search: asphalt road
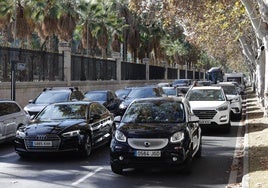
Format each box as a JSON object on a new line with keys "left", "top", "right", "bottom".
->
{"left": 0, "top": 120, "right": 244, "bottom": 188}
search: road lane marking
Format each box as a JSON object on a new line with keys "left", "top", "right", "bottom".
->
{"left": 71, "top": 167, "right": 103, "bottom": 186}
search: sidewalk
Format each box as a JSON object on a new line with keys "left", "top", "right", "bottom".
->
{"left": 243, "top": 88, "right": 268, "bottom": 188}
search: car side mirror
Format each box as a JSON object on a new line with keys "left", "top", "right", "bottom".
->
{"left": 114, "top": 116, "right": 122, "bottom": 123}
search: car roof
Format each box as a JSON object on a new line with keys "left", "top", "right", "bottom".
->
{"left": 191, "top": 86, "right": 222, "bottom": 90}
{"left": 49, "top": 101, "right": 94, "bottom": 105}
{"left": 216, "top": 82, "right": 236, "bottom": 86}
{"left": 131, "top": 96, "right": 185, "bottom": 103}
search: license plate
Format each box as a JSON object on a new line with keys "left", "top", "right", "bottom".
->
{"left": 199, "top": 120, "right": 211, "bottom": 124}
{"left": 134, "top": 150, "right": 161, "bottom": 157}
{"left": 32, "top": 141, "right": 52, "bottom": 147}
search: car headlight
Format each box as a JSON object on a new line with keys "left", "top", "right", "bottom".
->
{"left": 16, "top": 130, "right": 26, "bottom": 139}
{"left": 217, "top": 103, "right": 228, "bottom": 111}
{"left": 170, "top": 132, "right": 184, "bottom": 143}
{"left": 115, "top": 130, "right": 126, "bottom": 142}
{"left": 62, "top": 130, "right": 80, "bottom": 137}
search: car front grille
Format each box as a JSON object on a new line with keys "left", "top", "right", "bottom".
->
{"left": 193, "top": 110, "right": 217, "bottom": 119}
{"left": 128, "top": 138, "right": 168, "bottom": 150}
{"left": 24, "top": 134, "right": 61, "bottom": 152}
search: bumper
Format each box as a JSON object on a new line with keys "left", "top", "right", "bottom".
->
{"left": 110, "top": 141, "right": 189, "bottom": 169}
{"left": 14, "top": 135, "right": 85, "bottom": 155}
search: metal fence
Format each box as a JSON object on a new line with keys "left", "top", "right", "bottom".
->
{"left": 121, "top": 61, "right": 146, "bottom": 80}
{"left": 0, "top": 47, "right": 205, "bottom": 83}
{"left": 0, "top": 47, "right": 64, "bottom": 82}
{"left": 71, "top": 55, "right": 116, "bottom": 80}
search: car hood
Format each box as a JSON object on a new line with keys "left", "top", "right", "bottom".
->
{"left": 118, "top": 122, "right": 185, "bottom": 138}
{"left": 189, "top": 101, "right": 227, "bottom": 110}
{"left": 23, "top": 119, "right": 84, "bottom": 135}
{"left": 24, "top": 104, "right": 47, "bottom": 112}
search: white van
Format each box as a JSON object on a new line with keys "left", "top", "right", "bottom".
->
{"left": 0, "top": 100, "right": 29, "bottom": 143}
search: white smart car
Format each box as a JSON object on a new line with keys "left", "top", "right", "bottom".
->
{"left": 185, "top": 86, "right": 231, "bottom": 133}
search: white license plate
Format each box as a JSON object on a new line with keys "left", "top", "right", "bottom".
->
{"left": 199, "top": 120, "right": 211, "bottom": 124}
{"left": 32, "top": 141, "right": 52, "bottom": 147}
{"left": 135, "top": 150, "right": 161, "bottom": 157}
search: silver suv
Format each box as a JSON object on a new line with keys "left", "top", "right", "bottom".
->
{"left": 185, "top": 86, "right": 231, "bottom": 133}
{"left": 0, "top": 100, "right": 30, "bottom": 143}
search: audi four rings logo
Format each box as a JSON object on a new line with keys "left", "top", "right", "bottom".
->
{"left": 144, "top": 142, "right": 150, "bottom": 147}
{"left": 36, "top": 135, "right": 47, "bottom": 140}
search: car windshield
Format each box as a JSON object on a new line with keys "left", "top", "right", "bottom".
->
{"left": 37, "top": 104, "right": 87, "bottom": 121}
{"left": 163, "top": 88, "right": 176, "bottom": 96}
{"left": 85, "top": 92, "right": 107, "bottom": 101}
{"left": 126, "top": 88, "right": 162, "bottom": 99}
{"left": 35, "top": 91, "right": 69, "bottom": 104}
{"left": 115, "top": 89, "right": 131, "bottom": 99}
{"left": 219, "top": 85, "right": 237, "bottom": 95}
{"left": 173, "top": 80, "right": 190, "bottom": 85}
{"left": 186, "top": 89, "right": 225, "bottom": 101}
{"left": 122, "top": 100, "right": 185, "bottom": 123}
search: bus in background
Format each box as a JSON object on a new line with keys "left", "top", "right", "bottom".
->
{"left": 206, "top": 67, "right": 224, "bottom": 84}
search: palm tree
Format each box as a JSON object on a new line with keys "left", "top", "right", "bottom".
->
{"left": 0, "top": 0, "right": 34, "bottom": 47}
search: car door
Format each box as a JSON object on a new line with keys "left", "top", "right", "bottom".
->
{"left": 0, "top": 102, "right": 22, "bottom": 140}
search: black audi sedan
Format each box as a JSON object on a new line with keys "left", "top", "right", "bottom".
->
{"left": 110, "top": 97, "right": 201, "bottom": 174}
{"left": 15, "top": 101, "right": 114, "bottom": 158}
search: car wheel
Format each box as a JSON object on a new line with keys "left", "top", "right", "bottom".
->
{"left": 81, "top": 134, "right": 92, "bottom": 157}
{"left": 111, "top": 163, "right": 123, "bottom": 175}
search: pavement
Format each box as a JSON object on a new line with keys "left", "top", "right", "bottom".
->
{"left": 242, "top": 87, "right": 268, "bottom": 188}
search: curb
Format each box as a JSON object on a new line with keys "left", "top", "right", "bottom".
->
{"left": 242, "top": 116, "right": 249, "bottom": 188}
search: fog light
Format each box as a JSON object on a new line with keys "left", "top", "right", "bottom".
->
{"left": 119, "top": 156, "right": 124, "bottom": 160}
{"left": 172, "top": 157, "right": 178, "bottom": 161}
{"left": 220, "top": 115, "right": 228, "bottom": 122}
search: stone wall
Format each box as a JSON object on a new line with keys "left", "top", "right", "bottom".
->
{"left": 0, "top": 80, "right": 164, "bottom": 107}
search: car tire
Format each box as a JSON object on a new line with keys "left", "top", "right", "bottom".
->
{"left": 111, "top": 163, "right": 123, "bottom": 175}
{"left": 81, "top": 134, "right": 92, "bottom": 157}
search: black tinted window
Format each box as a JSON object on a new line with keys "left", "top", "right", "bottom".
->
{"left": 0, "top": 102, "right": 21, "bottom": 116}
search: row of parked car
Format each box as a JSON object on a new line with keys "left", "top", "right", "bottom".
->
{"left": 0, "top": 78, "right": 245, "bottom": 174}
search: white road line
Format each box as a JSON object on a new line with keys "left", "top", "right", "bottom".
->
{"left": 71, "top": 167, "right": 103, "bottom": 186}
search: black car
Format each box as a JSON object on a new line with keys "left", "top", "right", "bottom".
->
{"left": 110, "top": 97, "right": 202, "bottom": 174}
{"left": 118, "top": 86, "right": 165, "bottom": 115}
{"left": 24, "top": 87, "right": 85, "bottom": 117}
{"left": 115, "top": 88, "right": 132, "bottom": 100}
{"left": 84, "top": 90, "right": 122, "bottom": 116}
{"left": 15, "top": 101, "right": 114, "bottom": 158}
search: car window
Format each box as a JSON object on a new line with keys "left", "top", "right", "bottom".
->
{"left": 187, "top": 89, "right": 225, "bottom": 101}
{"left": 37, "top": 104, "right": 87, "bottom": 121}
{"left": 35, "top": 92, "right": 69, "bottom": 104}
{"left": 220, "top": 85, "right": 237, "bottom": 95}
{"left": 127, "top": 87, "right": 162, "bottom": 99}
{"left": 122, "top": 101, "right": 185, "bottom": 123}
{"left": 85, "top": 92, "right": 107, "bottom": 101}
{"left": 0, "top": 102, "right": 21, "bottom": 116}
